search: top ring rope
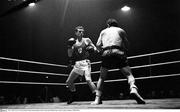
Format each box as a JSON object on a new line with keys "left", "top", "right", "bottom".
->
{"left": 0, "top": 57, "right": 67, "bottom": 68}
{"left": 0, "top": 80, "right": 66, "bottom": 86}
{"left": 0, "top": 68, "right": 68, "bottom": 76}
{"left": 91, "top": 48, "right": 180, "bottom": 65}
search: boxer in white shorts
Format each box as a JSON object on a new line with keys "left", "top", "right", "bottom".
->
{"left": 72, "top": 59, "right": 91, "bottom": 81}
{"left": 66, "top": 26, "right": 98, "bottom": 104}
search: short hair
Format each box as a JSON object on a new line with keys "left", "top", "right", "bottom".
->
{"left": 106, "top": 18, "right": 119, "bottom": 27}
{"left": 75, "top": 26, "right": 84, "bottom": 32}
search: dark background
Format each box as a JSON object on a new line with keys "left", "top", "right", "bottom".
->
{"left": 0, "top": 0, "right": 179, "bottom": 63}
{"left": 0, "top": 0, "right": 180, "bottom": 104}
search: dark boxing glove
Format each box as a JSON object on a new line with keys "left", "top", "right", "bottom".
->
{"left": 67, "top": 38, "right": 76, "bottom": 47}
{"left": 86, "top": 46, "right": 95, "bottom": 53}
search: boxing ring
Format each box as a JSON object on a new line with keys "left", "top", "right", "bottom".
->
{"left": 0, "top": 48, "right": 180, "bottom": 109}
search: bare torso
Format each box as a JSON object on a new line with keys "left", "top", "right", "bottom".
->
{"left": 97, "top": 26, "right": 125, "bottom": 48}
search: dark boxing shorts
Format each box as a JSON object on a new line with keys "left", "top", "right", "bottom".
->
{"left": 101, "top": 46, "right": 129, "bottom": 69}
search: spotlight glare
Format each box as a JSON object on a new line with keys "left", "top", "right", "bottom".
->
{"left": 121, "top": 6, "right": 130, "bottom": 12}
{"left": 28, "top": 2, "right": 36, "bottom": 7}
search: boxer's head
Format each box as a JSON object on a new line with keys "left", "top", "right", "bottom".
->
{"left": 106, "top": 18, "right": 119, "bottom": 27}
{"left": 75, "top": 26, "right": 84, "bottom": 37}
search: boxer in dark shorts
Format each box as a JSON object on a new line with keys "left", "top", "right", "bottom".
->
{"left": 101, "top": 46, "right": 128, "bottom": 69}
{"left": 91, "top": 18, "right": 145, "bottom": 105}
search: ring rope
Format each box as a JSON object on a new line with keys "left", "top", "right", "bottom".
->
{"left": 91, "top": 60, "right": 180, "bottom": 74}
{"left": 0, "top": 49, "right": 179, "bottom": 67}
{"left": 0, "top": 68, "right": 68, "bottom": 76}
{"left": 128, "top": 48, "right": 180, "bottom": 59}
{"left": 91, "top": 48, "right": 180, "bottom": 65}
{"left": 0, "top": 57, "right": 67, "bottom": 68}
{"left": 0, "top": 60, "right": 179, "bottom": 76}
{"left": 131, "top": 60, "right": 180, "bottom": 69}
{"left": 0, "top": 49, "right": 179, "bottom": 79}
{"left": 0, "top": 81, "right": 66, "bottom": 86}
{"left": 0, "top": 73, "right": 179, "bottom": 85}
{"left": 75, "top": 73, "right": 180, "bottom": 85}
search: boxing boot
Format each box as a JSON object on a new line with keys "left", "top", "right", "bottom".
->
{"left": 130, "top": 87, "right": 145, "bottom": 104}
{"left": 67, "top": 90, "right": 76, "bottom": 104}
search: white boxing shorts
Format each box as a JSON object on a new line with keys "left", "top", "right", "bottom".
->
{"left": 72, "top": 59, "right": 91, "bottom": 80}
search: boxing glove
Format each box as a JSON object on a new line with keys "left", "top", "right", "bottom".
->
{"left": 67, "top": 38, "right": 76, "bottom": 47}
{"left": 86, "top": 46, "right": 94, "bottom": 53}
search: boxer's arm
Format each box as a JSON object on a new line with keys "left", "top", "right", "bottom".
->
{"left": 96, "top": 32, "right": 103, "bottom": 52}
{"left": 67, "top": 49, "right": 72, "bottom": 57}
{"left": 120, "top": 30, "right": 129, "bottom": 52}
{"left": 67, "top": 48, "right": 75, "bottom": 68}
{"left": 86, "top": 38, "right": 98, "bottom": 52}
{"left": 67, "top": 38, "right": 75, "bottom": 66}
